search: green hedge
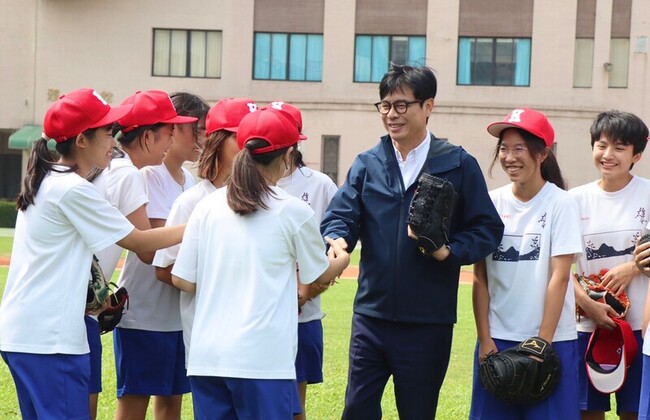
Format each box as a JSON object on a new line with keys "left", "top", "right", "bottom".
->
{"left": 0, "top": 201, "right": 17, "bottom": 228}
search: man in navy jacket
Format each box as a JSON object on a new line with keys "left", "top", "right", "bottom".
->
{"left": 321, "top": 64, "right": 503, "bottom": 419}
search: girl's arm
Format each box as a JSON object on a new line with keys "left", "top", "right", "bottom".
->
{"left": 313, "top": 237, "right": 350, "bottom": 285}
{"left": 537, "top": 253, "right": 574, "bottom": 342}
{"left": 117, "top": 224, "right": 184, "bottom": 255}
{"left": 125, "top": 205, "right": 155, "bottom": 264}
{"left": 472, "top": 259, "right": 497, "bottom": 362}
{"left": 172, "top": 275, "right": 196, "bottom": 294}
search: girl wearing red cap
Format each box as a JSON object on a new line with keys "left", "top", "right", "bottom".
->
{"left": 171, "top": 108, "right": 349, "bottom": 419}
{"left": 470, "top": 108, "right": 583, "bottom": 419}
{"left": 0, "top": 88, "right": 185, "bottom": 420}
{"left": 153, "top": 97, "right": 256, "bottom": 368}
{"left": 101, "top": 90, "right": 204, "bottom": 420}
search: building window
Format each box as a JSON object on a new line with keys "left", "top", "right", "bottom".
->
{"left": 321, "top": 135, "right": 340, "bottom": 185}
{"left": 573, "top": 38, "right": 594, "bottom": 88}
{"left": 354, "top": 35, "right": 426, "bottom": 83}
{"left": 253, "top": 33, "right": 323, "bottom": 81}
{"left": 152, "top": 29, "right": 222, "bottom": 78}
{"left": 457, "top": 37, "right": 531, "bottom": 86}
{"left": 608, "top": 38, "right": 629, "bottom": 88}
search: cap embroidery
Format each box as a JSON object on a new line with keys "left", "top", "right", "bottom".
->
{"left": 508, "top": 109, "right": 524, "bottom": 123}
{"left": 92, "top": 90, "right": 108, "bottom": 106}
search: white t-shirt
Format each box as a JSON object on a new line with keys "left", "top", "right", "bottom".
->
{"left": 153, "top": 179, "right": 217, "bottom": 358}
{"left": 570, "top": 176, "right": 650, "bottom": 334}
{"left": 117, "top": 164, "right": 195, "bottom": 331}
{"left": 172, "top": 187, "right": 330, "bottom": 379}
{"left": 0, "top": 171, "right": 133, "bottom": 354}
{"left": 92, "top": 153, "right": 149, "bottom": 280}
{"left": 486, "top": 182, "right": 583, "bottom": 342}
{"left": 277, "top": 167, "right": 338, "bottom": 322}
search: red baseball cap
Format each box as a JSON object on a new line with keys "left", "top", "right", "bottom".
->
{"left": 237, "top": 108, "right": 304, "bottom": 154}
{"left": 263, "top": 101, "right": 306, "bottom": 138}
{"left": 205, "top": 98, "right": 257, "bottom": 135}
{"left": 486, "top": 108, "right": 555, "bottom": 147}
{"left": 43, "top": 88, "right": 133, "bottom": 142}
{"left": 117, "top": 90, "right": 197, "bottom": 133}
{"left": 585, "top": 318, "right": 638, "bottom": 393}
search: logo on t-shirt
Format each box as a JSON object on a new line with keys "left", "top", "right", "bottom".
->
{"left": 492, "top": 234, "right": 541, "bottom": 262}
{"left": 301, "top": 192, "right": 309, "bottom": 203}
{"left": 584, "top": 231, "right": 640, "bottom": 261}
{"left": 635, "top": 207, "right": 647, "bottom": 225}
{"left": 538, "top": 212, "right": 547, "bottom": 229}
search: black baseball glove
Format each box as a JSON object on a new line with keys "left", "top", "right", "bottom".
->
{"left": 407, "top": 173, "right": 457, "bottom": 256}
{"left": 479, "top": 337, "right": 561, "bottom": 405}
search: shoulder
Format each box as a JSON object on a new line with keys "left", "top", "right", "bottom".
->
{"left": 193, "top": 188, "right": 226, "bottom": 215}
{"left": 140, "top": 164, "right": 167, "bottom": 180}
{"left": 273, "top": 187, "right": 313, "bottom": 213}
{"left": 545, "top": 184, "right": 579, "bottom": 208}
{"left": 105, "top": 158, "right": 141, "bottom": 181}
{"left": 632, "top": 175, "right": 650, "bottom": 190}
{"left": 179, "top": 180, "right": 215, "bottom": 205}
{"left": 489, "top": 184, "right": 511, "bottom": 200}
{"left": 568, "top": 181, "right": 597, "bottom": 197}
{"left": 303, "top": 167, "right": 336, "bottom": 186}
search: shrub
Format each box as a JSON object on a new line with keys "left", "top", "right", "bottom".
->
{"left": 0, "top": 201, "right": 17, "bottom": 228}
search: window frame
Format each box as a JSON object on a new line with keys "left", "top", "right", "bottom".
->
{"left": 252, "top": 32, "right": 324, "bottom": 82}
{"left": 151, "top": 28, "right": 222, "bottom": 79}
{"left": 353, "top": 34, "right": 426, "bottom": 83}
{"left": 457, "top": 36, "right": 531, "bottom": 87}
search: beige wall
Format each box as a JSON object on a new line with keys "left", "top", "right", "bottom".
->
{"left": 2, "top": 0, "right": 650, "bottom": 190}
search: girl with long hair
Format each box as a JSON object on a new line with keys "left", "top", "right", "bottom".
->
{"left": 0, "top": 88, "right": 184, "bottom": 419}
{"left": 471, "top": 108, "right": 582, "bottom": 419}
{"left": 171, "top": 108, "right": 349, "bottom": 419}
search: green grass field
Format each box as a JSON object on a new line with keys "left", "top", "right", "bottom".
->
{"left": 0, "top": 234, "right": 621, "bottom": 418}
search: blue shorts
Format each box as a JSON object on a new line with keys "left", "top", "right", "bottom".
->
{"left": 85, "top": 316, "right": 102, "bottom": 394}
{"left": 638, "top": 354, "right": 650, "bottom": 420}
{"left": 469, "top": 338, "right": 580, "bottom": 420}
{"left": 295, "top": 320, "right": 324, "bottom": 384}
{"left": 189, "top": 376, "right": 301, "bottom": 419}
{"left": 1, "top": 351, "right": 91, "bottom": 420}
{"left": 577, "top": 330, "right": 642, "bottom": 414}
{"left": 113, "top": 328, "right": 190, "bottom": 397}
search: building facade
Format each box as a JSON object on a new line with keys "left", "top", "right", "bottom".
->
{"left": 1, "top": 0, "right": 649, "bottom": 197}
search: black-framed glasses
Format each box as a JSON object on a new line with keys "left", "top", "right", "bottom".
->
{"left": 374, "top": 100, "right": 423, "bottom": 115}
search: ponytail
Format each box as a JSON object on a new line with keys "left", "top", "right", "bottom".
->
{"left": 540, "top": 149, "right": 566, "bottom": 190}
{"left": 17, "top": 138, "right": 60, "bottom": 210}
{"left": 226, "top": 139, "right": 291, "bottom": 215}
{"left": 16, "top": 127, "right": 101, "bottom": 210}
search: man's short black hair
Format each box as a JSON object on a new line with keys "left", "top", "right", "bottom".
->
{"left": 379, "top": 64, "right": 437, "bottom": 102}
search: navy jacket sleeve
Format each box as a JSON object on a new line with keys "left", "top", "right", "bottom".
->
{"left": 320, "top": 156, "right": 365, "bottom": 252}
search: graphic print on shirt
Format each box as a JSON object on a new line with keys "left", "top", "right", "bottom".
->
{"left": 635, "top": 207, "right": 647, "bottom": 225}
{"left": 584, "top": 229, "right": 641, "bottom": 261}
{"left": 492, "top": 233, "right": 541, "bottom": 262}
{"left": 301, "top": 192, "right": 309, "bottom": 203}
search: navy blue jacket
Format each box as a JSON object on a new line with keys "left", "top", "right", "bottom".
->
{"left": 321, "top": 134, "right": 504, "bottom": 324}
